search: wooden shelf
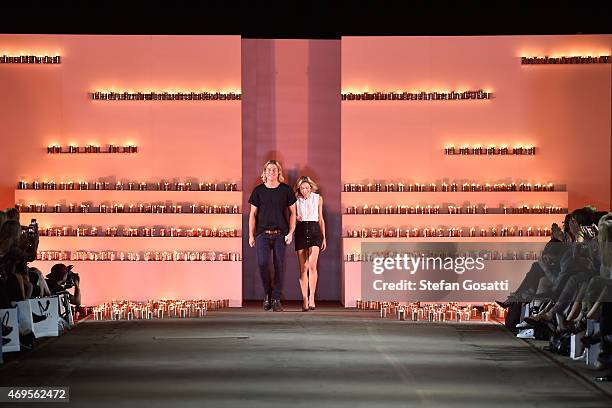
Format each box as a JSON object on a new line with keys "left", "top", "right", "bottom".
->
{"left": 342, "top": 236, "right": 551, "bottom": 243}
{"left": 341, "top": 191, "right": 568, "bottom": 208}
{"left": 36, "top": 236, "right": 242, "bottom": 252}
{"left": 19, "top": 213, "right": 242, "bottom": 227}
{"left": 15, "top": 189, "right": 242, "bottom": 204}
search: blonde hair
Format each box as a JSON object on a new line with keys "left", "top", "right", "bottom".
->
{"left": 294, "top": 176, "right": 319, "bottom": 198}
{"left": 598, "top": 213, "right": 612, "bottom": 269}
{"left": 260, "top": 160, "right": 285, "bottom": 183}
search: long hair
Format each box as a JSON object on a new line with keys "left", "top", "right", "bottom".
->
{"left": 294, "top": 176, "right": 319, "bottom": 198}
{"left": 598, "top": 213, "right": 612, "bottom": 269}
{"left": 260, "top": 160, "right": 285, "bottom": 183}
{"left": 0, "top": 220, "right": 22, "bottom": 255}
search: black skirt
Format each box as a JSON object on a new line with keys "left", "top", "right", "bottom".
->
{"left": 294, "top": 221, "right": 322, "bottom": 251}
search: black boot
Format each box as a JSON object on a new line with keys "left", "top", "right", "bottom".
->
{"left": 272, "top": 299, "right": 283, "bottom": 312}
{"left": 263, "top": 293, "right": 272, "bottom": 311}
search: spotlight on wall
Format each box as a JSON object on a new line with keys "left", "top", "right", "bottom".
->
{"left": 0, "top": 54, "right": 61, "bottom": 64}
{"left": 341, "top": 90, "right": 492, "bottom": 101}
{"left": 521, "top": 55, "right": 611, "bottom": 65}
{"left": 91, "top": 91, "right": 241, "bottom": 101}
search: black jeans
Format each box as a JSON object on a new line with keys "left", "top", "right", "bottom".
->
{"left": 256, "top": 233, "right": 286, "bottom": 300}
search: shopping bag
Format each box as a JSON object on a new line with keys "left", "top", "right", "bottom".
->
{"left": 30, "top": 297, "right": 59, "bottom": 338}
{"left": 0, "top": 308, "right": 20, "bottom": 352}
{"left": 12, "top": 299, "right": 34, "bottom": 336}
{"left": 13, "top": 297, "right": 59, "bottom": 338}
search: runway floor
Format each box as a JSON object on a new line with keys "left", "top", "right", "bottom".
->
{"left": 2, "top": 304, "right": 612, "bottom": 408}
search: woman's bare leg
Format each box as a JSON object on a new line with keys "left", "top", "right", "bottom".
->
{"left": 297, "top": 249, "right": 309, "bottom": 309}
{"left": 307, "top": 246, "right": 320, "bottom": 308}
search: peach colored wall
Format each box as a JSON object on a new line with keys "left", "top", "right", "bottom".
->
{"left": 242, "top": 39, "right": 342, "bottom": 301}
{"left": 341, "top": 35, "right": 612, "bottom": 211}
{"left": 0, "top": 35, "right": 241, "bottom": 198}
{"left": 0, "top": 35, "right": 242, "bottom": 305}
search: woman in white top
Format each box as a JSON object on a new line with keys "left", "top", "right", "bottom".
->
{"left": 294, "top": 176, "right": 326, "bottom": 311}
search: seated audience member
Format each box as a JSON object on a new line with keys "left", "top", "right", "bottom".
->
{"left": 28, "top": 267, "right": 51, "bottom": 298}
{"left": 0, "top": 210, "right": 6, "bottom": 229}
{"left": 0, "top": 220, "right": 33, "bottom": 305}
{"left": 4, "top": 207, "right": 19, "bottom": 222}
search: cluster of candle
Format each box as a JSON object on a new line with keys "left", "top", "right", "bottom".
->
{"left": 39, "top": 226, "right": 239, "bottom": 238}
{"left": 504, "top": 205, "right": 565, "bottom": 214}
{"left": 36, "top": 250, "right": 242, "bottom": 262}
{"left": 47, "top": 144, "right": 138, "bottom": 154}
{"left": 341, "top": 90, "right": 491, "bottom": 101}
{"left": 91, "top": 91, "right": 241, "bottom": 101}
{"left": 17, "top": 180, "right": 239, "bottom": 191}
{"left": 91, "top": 299, "right": 230, "bottom": 321}
{"left": 347, "top": 205, "right": 441, "bottom": 214}
{"left": 0, "top": 54, "right": 61, "bottom": 64}
{"left": 343, "top": 181, "right": 556, "bottom": 192}
{"left": 345, "top": 204, "right": 565, "bottom": 215}
{"left": 444, "top": 145, "right": 536, "bottom": 155}
{"left": 345, "top": 250, "right": 541, "bottom": 262}
{"left": 356, "top": 301, "right": 506, "bottom": 322}
{"left": 345, "top": 226, "right": 552, "bottom": 238}
{"left": 18, "top": 202, "right": 240, "bottom": 214}
{"left": 521, "top": 56, "right": 610, "bottom": 65}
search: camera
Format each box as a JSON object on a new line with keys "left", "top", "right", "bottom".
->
{"left": 27, "top": 218, "right": 38, "bottom": 235}
{"left": 63, "top": 265, "right": 80, "bottom": 289}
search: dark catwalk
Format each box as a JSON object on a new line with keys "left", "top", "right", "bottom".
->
{"left": 1, "top": 305, "right": 611, "bottom": 408}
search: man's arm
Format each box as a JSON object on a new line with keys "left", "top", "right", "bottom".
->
{"left": 249, "top": 204, "right": 258, "bottom": 247}
{"left": 285, "top": 203, "right": 296, "bottom": 245}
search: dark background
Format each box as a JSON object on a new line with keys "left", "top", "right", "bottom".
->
{"left": 1, "top": 1, "right": 610, "bottom": 38}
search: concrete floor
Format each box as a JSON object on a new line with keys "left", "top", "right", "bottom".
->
{"left": 1, "top": 305, "right": 612, "bottom": 408}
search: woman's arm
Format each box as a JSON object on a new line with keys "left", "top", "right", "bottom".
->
{"left": 318, "top": 196, "right": 326, "bottom": 251}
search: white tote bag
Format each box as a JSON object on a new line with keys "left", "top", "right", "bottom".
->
{"left": 13, "top": 297, "right": 60, "bottom": 338}
{"left": 30, "top": 297, "right": 60, "bottom": 338}
{"left": 0, "top": 308, "right": 20, "bottom": 353}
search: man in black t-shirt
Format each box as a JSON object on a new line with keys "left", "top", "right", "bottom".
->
{"left": 248, "top": 160, "right": 296, "bottom": 311}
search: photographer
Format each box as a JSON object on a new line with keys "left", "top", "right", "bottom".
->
{"left": 45, "top": 263, "right": 81, "bottom": 306}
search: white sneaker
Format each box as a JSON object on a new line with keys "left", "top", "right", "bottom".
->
{"left": 516, "top": 328, "right": 535, "bottom": 339}
{"left": 516, "top": 321, "right": 531, "bottom": 329}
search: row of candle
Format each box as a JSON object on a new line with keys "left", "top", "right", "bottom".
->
{"left": 47, "top": 145, "right": 138, "bottom": 154}
{"left": 356, "top": 301, "right": 506, "bottom": 322}
{"left": 0, "top": 54, "right": 61, "bottom": 64}
{"left": 91, "top": 91, "right": 242, "bottom": 101}
{"left": 521, "top": 56, "right": 610, "bottom": 65}
{"left": 444, "top": 146, "right": 536, "bottom": 155}
{"left": 40, "top": 226, "right": 239, "bottom": 238}
{"left": 18, "top": 202, "right": 240, "bottom": 214}
{"left": 341, "top": 90, "right": 491, "bottom": 101}
{"left": 37, "top": 250, "right": 242, "bottom": 262}
{"left": 343, "top": 182, "right": 556, "bottom": 192}
{"left": 91, "top": 299, "right": 230, "bottom": 320}
{"left": 17, "top": 180, "right": 239, "bottom": 191}
{"left": 346, "top": 226, "right": 552, "bottom": 238}
{"left": 345, "top": 251, "right": 541, "bottom": 262}
{"left": 345, "top": 204, "right": 565, "bottom": 215}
